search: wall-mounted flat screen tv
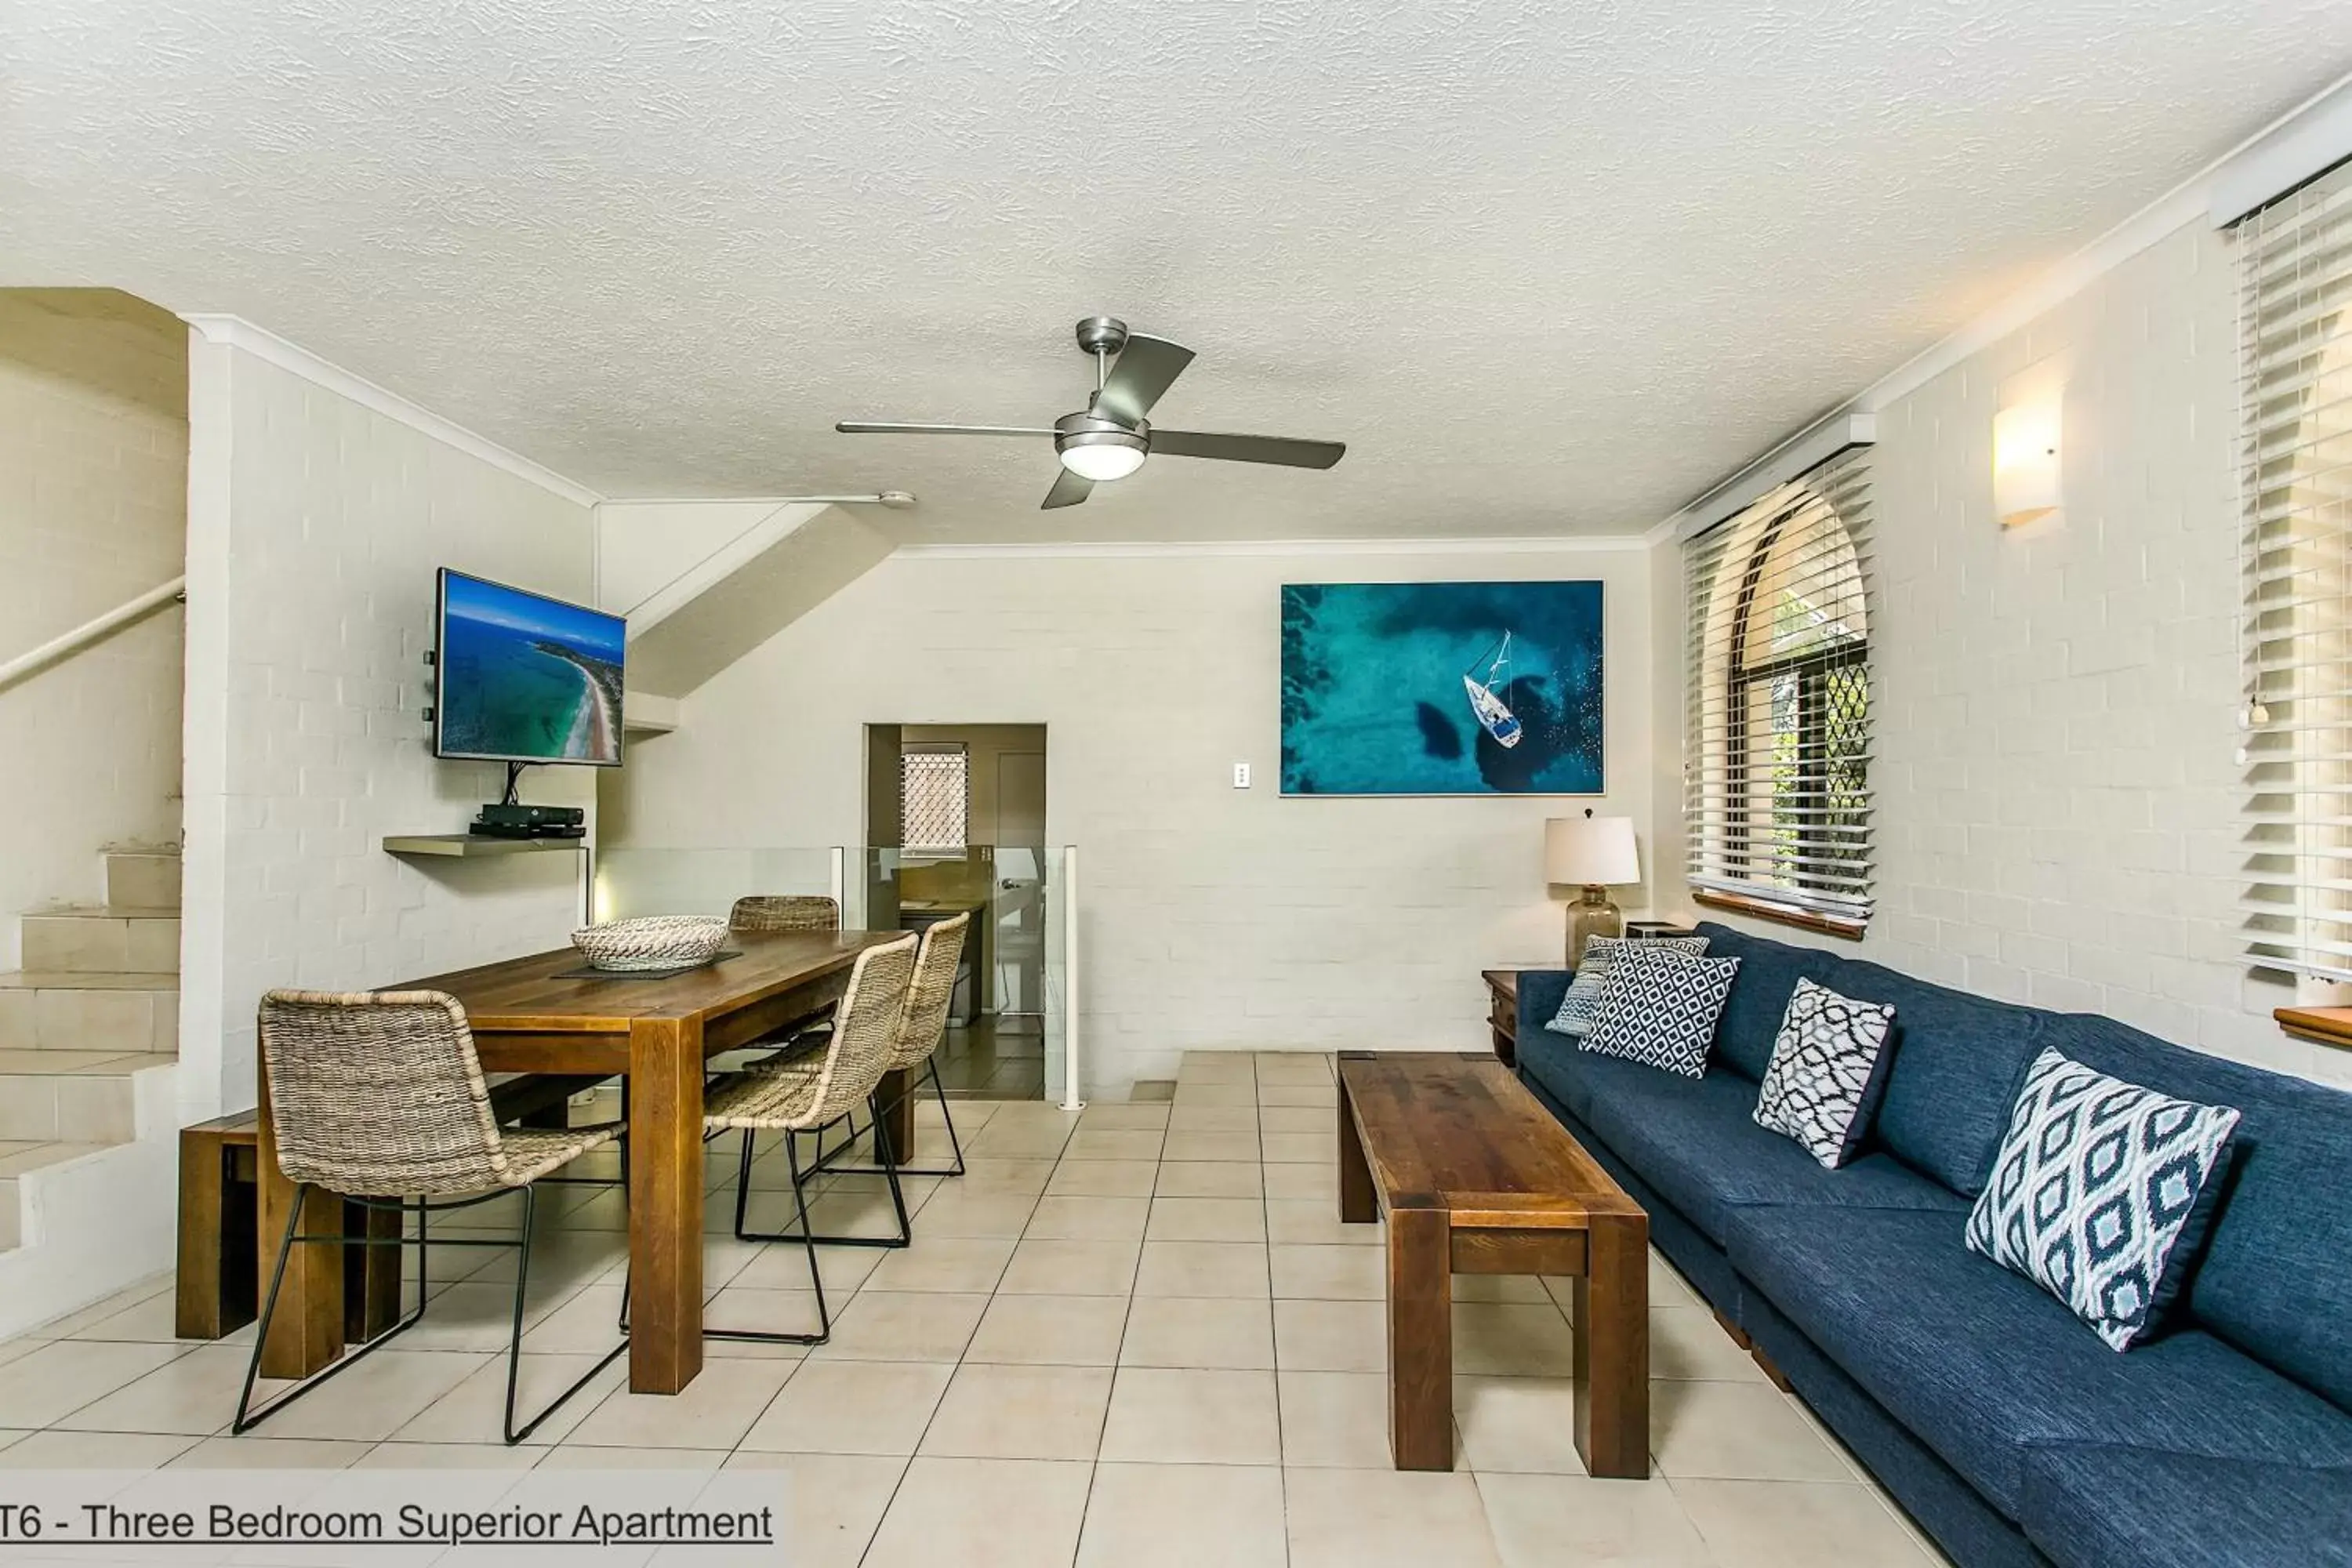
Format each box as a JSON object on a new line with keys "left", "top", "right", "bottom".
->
{"left": 434, "top": 568, "right": 626, "bottom": 766}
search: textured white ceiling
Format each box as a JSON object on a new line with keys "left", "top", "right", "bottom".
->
{"left": 5, "top": 2, "right": 2347, "bottom": 542}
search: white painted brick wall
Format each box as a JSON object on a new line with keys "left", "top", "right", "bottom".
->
{"left": 180, "top": 339, "right": 597, "bottom": 1120}
{"left": 1663, "top": 219, "right": 2349, "bottom": 1092}
{"left": 608, "top": 545, "right": 1656, "bottom": 1093}
{"left": 0, "top": 292, "right": 185, "bottom": 964}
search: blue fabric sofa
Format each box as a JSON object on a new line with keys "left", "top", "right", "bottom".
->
{"left": 1515, "top": 921, "right": 2352, "bottom": 1568}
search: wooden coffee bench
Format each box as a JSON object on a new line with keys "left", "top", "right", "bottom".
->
{"left": 175, "top": 1073, "right": 601, "bottom": 1341}
{"left": 1337, "top": 1050, "right": 1650, "bottom": 1476}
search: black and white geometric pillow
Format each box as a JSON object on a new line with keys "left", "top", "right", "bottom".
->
{"left": 1579, "top": 946, "right": 1742, "bottom": 1077}
{"left": 1545, "top": 935, "right": 1711, "bottom": 1038}
{"left": 1964, "top": 1048, "right": 2241, "bottom": 1352}
{"left": 1751, "top": 979, "right": 1897, "bottom": 1168}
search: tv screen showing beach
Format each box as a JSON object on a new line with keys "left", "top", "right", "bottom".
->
{"left": 434, "top": 570, "right": 626, "bottom": 765}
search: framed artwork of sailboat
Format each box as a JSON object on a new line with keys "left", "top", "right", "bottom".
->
{"left": 1279, "top": 580, "right": 1604, "bottom": 796}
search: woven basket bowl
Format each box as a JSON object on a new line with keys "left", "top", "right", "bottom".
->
{"left": 570, "top": 915, "right": 729, "bottom": 972}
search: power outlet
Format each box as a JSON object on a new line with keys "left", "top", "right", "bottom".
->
{"left": 1232, "top": 761, "right": 1252, "bottom": 789}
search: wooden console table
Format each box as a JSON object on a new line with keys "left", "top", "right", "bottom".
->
{"left": 1482, "top": 969, "right": 1519, "bottom": 1066}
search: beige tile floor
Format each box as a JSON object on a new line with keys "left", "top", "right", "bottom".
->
{"left": 0, "top": 1051, "right": 1952, "bottom": 1567}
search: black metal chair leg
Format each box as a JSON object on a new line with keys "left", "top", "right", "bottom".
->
{"left": 927, "top": 1058, "right": 967, "bottom": 1178}
{"left": 733, "top": 1109, "right": 911, "bottom": 1249}
{"left": 503, "top": 1185, "right": 630, "bottom": 1444}
{"left": 234, "top": 1186, "right": 429, "bottom": 1436}
{"left": 239, "top": 1179, "right": 625, "bottom": 1443}
{"left": 806, "top": 1057, "right": 967, "bottom": 1180}
{"left": 705, "top": 1127, "right": 832, "bottom": 1346}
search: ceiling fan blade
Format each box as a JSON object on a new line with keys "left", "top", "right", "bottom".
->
{"left": 1041, "top": 470, "right": 1093, "bottom": 510}
{"left": 1093, "top": 335, "right": 1195, "bottom": 426}
{"left": 1149, "top": 429, "right": 1346, "bottom": 470}
{"left": 835, "top": 421, "right": 1054, "bottom": 437}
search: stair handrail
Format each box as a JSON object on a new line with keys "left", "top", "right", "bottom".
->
{"left": 0, "top": 575, "right": 187, "bottom": 692}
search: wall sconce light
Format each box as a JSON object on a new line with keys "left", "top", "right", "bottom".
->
{"left": 1993, "top": 401, "right": 2061, "bottom": 527}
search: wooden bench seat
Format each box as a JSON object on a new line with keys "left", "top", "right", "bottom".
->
{"left": 175, "top": 1073, "right": 604, "bottom": 1341}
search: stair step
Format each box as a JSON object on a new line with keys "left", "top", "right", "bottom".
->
{"left": 18, "top": 909, "right": 180, "bottom": 975}
{"left": 102, "top": 850, "right": 181, "bottom": 913}
{"left": 0, "top": 973, "right": 177, "bottom": 1054}
{"left": 0, "top": 1142, "right": 116, "bottom": 1255}
{"left": 0, "top": 1053, "right": 174, "bottom": 1143}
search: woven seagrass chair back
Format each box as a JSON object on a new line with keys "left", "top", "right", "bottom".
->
{"left": 797, "top": 935, "right": 920, "bottom": 1123}
{"left": 887, "top": 912, "right": 970, "bottom": 1072}
{"left": 729, "top": 895, "right": 841, "bottom": 933}
{"left": 256, "top": 989, "right": 515, "bottom": 1196}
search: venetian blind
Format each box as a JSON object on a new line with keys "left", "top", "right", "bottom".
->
{"left": 2238, "top": 157, "right": 2352, "bottom": 978}
{"left": 1683, "top": 449, "right": 1875, "bottom": 925}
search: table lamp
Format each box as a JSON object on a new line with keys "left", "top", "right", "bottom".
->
{"left": 1545, "top": 811, "right": 1640, "bottom": 964}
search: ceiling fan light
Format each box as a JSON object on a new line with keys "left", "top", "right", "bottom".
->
{"left": 1057, "top": 433, "right": 1147, "bottom": 482}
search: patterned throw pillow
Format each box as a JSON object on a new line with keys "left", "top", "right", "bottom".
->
{"left": 1578, "top": 946, "right": 1741, "bottom": 1077}
{"left": 1545, "top": 935, "right": 1710, "bottom": 1037}
{"left": 1751, "top": 979, "right": 1897, "bottom": 1168}
{"left": 1964, "top": 1048, "right": 2241, "bottom": 1351}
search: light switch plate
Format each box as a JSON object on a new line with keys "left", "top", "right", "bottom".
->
{"left": 1232, "top": 762, "right": 1251, "bottom": 789}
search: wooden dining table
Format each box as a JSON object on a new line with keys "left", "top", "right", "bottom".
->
{"left": 253, "top": 927, "right": 912, "bottom": 1394}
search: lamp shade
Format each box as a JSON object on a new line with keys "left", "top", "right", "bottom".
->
{"left": 1545, "top": 815, "right": 1639, "bottom": 887}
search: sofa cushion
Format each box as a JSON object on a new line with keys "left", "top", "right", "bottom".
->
{"left": 1965, "top": 1046, "right": 2241, "bottom": 1351}
{"left": 1546, "top": 935, "right": 1711, "bottom": 1038}
{"left": 1722, "top": 1205, "right": 2352, "bottom": 1518}
{"left": 2020, "top": 1443, "right": 2352, "bottom": 1568}
{"left": 1582, "top": 946, "right": 1740, "bottom": 1076}
{"left": 2035, "top": 1012, "right": 2352, "bottom": 1412}
{"left": 1574, "top": 1055, "right": 1966, "bottom": 1245}
{"left": 1692, "top": 921, "right": 1838, "bottom": 1080}
{"left": 1752, "top": 978, "right": 1899, "bottom": 1167}
{"left": 1828, "top": 959, "right": 2046, "bottom": 1195}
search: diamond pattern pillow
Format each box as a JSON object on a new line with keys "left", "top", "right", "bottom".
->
{"left": 1545, "top": 935, "right": 1711, "bottom": 1038}
{"left": 1578, "top": 946, "right": 1741, "bottom": 1077}
{"left": 1964, "top": 1048, "right": 2241, "bottom": 1351}
{"left": 1751, "top": 979, "right": 1897, "bottom": 1168}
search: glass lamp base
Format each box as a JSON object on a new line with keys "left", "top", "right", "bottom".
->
{"left": 1566, "top": 890, "right": 1623, "bottom": 966}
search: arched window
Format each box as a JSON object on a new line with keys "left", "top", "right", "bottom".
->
{"left": 1685, "top": 450, "right": 1874, "bottom": 934}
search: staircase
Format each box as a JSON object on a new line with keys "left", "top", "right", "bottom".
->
{"left": 0, "top": 845, "right": 182, "bottom": 1337}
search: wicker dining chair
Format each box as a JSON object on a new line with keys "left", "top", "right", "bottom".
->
{"left": 728, "top": 895, "right": 841, "bottom": 933}
{"left": 234, "top": 989, "right": 628, "bottom": 1445}
{"left": 700, "top": 933, "right": 920, "bottom": 1344}
{"left": 811, "top": 911, "right": 972, "bottom": 1181}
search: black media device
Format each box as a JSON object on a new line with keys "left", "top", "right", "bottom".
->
{"left": 469, "top": 804, "right": 588, "bottom": 840}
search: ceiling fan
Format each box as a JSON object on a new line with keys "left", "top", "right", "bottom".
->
{"left": 837, "top": 316, "right": 1346, "bottom": 510}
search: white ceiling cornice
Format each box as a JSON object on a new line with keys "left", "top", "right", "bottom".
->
{"left": 1657, "top": 64, "right": 2352, "bottom": 535}
{"left": 891, "top": 535, "right": 1650, "bottom": 561}
{"left": 180, "top": 314, "right": 605, "bottom": 510}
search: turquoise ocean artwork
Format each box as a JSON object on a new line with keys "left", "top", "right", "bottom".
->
{"left": 437, "top": 571, "right": 627, "bottom": 764}
{"left": 1280, "top": 580, "right": 1604, "bottom": 795}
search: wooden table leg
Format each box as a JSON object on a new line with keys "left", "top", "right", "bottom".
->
{"left": 343, "top": 1200, "right": 405, "bottom": 1343}
{"left": 877, "top": 1065, "right": 917, "bottom": 1167}
{"left": 253, "top": 1056, "right": 347, "bottom": 1378}
{"left": 1338, "top": 1069, "right": 1375, "bottom": 1225}
{"left": 1573, "top": 1209, "right": 1650, "bottom": 1479}
{"left": 1387, "top": 1202, "right": 1453, "bottom": 1470}
{"left": 626, "top": 1014, "right": 705, "bottom": 1394}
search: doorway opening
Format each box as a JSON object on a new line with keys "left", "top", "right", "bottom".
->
{"left": 864, "top": 724, "right": 1049, "bottom": 1099}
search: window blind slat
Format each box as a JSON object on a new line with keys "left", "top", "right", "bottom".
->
{"left": 1684, "top": 448, "right": 1874, "bottom": 922}
{"left": 2235, "top": 157, "right": 2352, "bottom": 975}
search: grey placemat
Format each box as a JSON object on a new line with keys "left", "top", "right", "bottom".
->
{"left": 552, "top": 949, "right": 741, "bottom": 981}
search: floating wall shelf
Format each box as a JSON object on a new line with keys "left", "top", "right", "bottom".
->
{"left": 382, "top": 834, "right": 589, "bottom": 858}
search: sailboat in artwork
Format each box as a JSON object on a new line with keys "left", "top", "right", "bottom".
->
{"left": 1463, "top": 631, "right": 1524, "bottom": 748}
